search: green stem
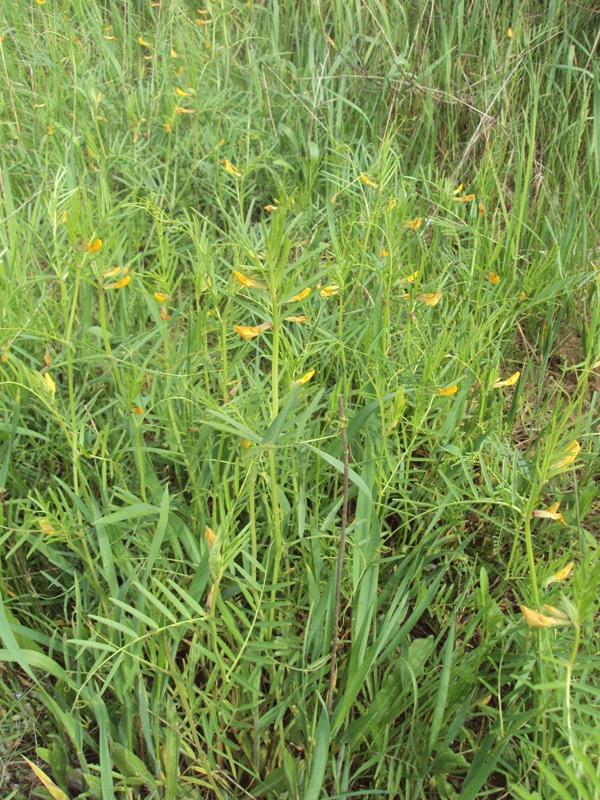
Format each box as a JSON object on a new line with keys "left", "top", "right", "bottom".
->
{"left": 268, "top": 257, "right": 281, "bottom": 609}
{"left": 523, "top": 499, "right": 540, "bottom": 608}
{"left": 98, "top": 286, "right": 125, "bottom": 397}
{"left": 268, "top": 447, "right": 282, "bottom": 609}
{"left": 270, "top": 293, "right": 280, "bottom": 420}
{"left": 64, "top": 258, "right": 83, "bottom": 499}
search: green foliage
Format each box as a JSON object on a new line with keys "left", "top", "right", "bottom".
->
{"left": 0, "top": 0, "right": 599, "bottom": 797}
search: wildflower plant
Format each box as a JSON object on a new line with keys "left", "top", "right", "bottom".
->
{"left": 0, "top": 1, "right": 598, "bottom": 799}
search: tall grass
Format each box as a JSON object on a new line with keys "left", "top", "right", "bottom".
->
{"left": 0, "top": 1, "right": 599, "bottom": 798}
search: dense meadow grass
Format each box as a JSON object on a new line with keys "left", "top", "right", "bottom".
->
{"left": 0, "top": 0, "right": 600, "bottom": 797}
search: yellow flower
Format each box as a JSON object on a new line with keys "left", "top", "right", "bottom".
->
{"left": 546, "top": 562, "right": 574, "bottom": 586}
{"left": 205, "top": 526, "right": 216, "bottom": 549}
{"left": 293, "top": 369, "right": 315, "bottom": 386}
{"left": 102, "top": 266, "right": 123, "bottom": 279}
{"left": 532, "top": 502, "right": 566, "bottom": 525}
{"left": 507, "top": 27, "right": 514, "bottom": 38}
{"left": 175, "top": 87, "right": 189, "bottom": 96}
{"left": 388, "top": 198, "right": 397, "bottom": 210}
{"left": 44, "top": 348, "right": 52, "bottom": 366}
{"left": 138, "top": 37, "right": 151, "bottom": 46}
{"left": 453, "top": 183, "right": 464, "bottom": 195}
{"left": 154, "top": 291, "right": 168, "bottom": 302}
{"left": 320, "top": 284, "right": 340, "bottom": 298}
{"left": 1, "top": 348, "right": 9, "bottom": 362}
{"left": 550, "top": 440, "right": 581, "bottom": 471}
{"left": 44, "top": 373, "right": 56, "bottom": 394}
{"left": 234, "top": 322, "right": 272, "bottom": 339}
{"left": 104, "top": 275, "right": 131, "bottom": 290}
{"left": 359, "top": 172, "right": 378, "bottom": 188}
{"left": 38, "top": 519, "right": 56, "bottom": 535}
{"left": 381, "top": 248, "right": 389, "bottom": 258}
{"left": 174, "top": 106, "right": 194, "bottom": 114}
{"left": 286, "top": 287, "right": 311, "bottom": 303}
{"left": 478, "top": 203, "right": 485, "bottom": 216}
{"left": 222, "top": 158, "right": 242, "bottom": 177}
{"left": 47, "top": 124, "right": 54, "bottom": 135}
{"left": 82, "top": 238, "right": 102, "bottom": 253}
{"left": 132, "top": 405, "right": 144, "bottom": 415}
{"left": 519, "top": 291, "right": 526, "bottom": 302}
{"left": 434, "top": 385, "right": 458, "bottom": 396}
{"left": 104, "top": 35, "right": 117, "bottom": 41}
{"left": 400, "top": 270, "right": 419, "bottom": 284}
{"left": 416, "top": 292, "right": 442, "bottom": 306}
{"left": 264, "top": 204, "right": 278, "bottom": 212}
{"left": 331, "top": 192, "right": 338, "bottom": 205}
{"left": 241, "top": 438, "right": 251, "bottom": 448}
{"left": 403, "top": 217, "right": 422, "bottom": 230}
{"left": 521, "top": 605, "right": 570, "bottom": 627}
{"left": 454, "top": 194, "right": 476, "bottom": 202}
{"left": 170, "top": 48, "right": 179, "bottom": 58}
{"left": 233, "top": 270, "right": 267, "bottom": 289}
{"left": 493, "top": 371, "right": 520, "bottom": 388}
{"left": 284, "top": 316, "right": 308, "bottom": 323}
{"left": 488, "top": 272, "right": 500, "bottom": 284}
{"left": 163, "top": 122, "right": 172, "bottom": 133}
